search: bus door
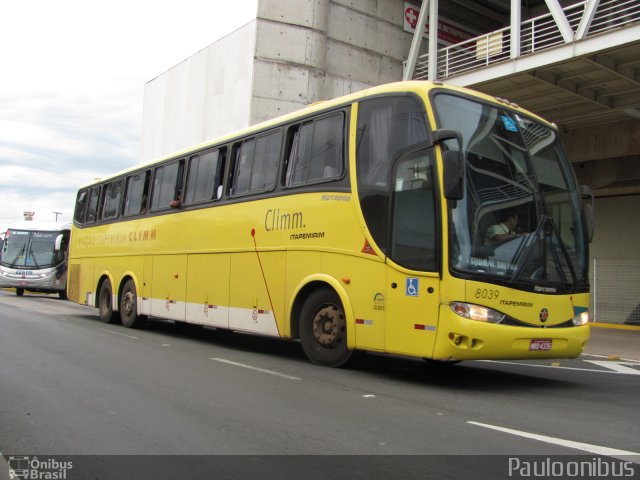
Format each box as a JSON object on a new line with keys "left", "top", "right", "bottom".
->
{"left": 385, "top": 270, "right": 439, "bottom": 357}
{"left": 384, "top": 149, "right": 440, "bottom": 358}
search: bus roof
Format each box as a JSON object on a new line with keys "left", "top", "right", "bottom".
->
{"left": 77, "top": 80, "right": 551, "bottom": 189}
{"left": 5, "top": 221, "right": 72, "bottom": 232}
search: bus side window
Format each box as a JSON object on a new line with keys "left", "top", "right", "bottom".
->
{"left": 285, "top": 123, "right": 311, "bottom": 186}
{"left": 185, "top": 148, "right": 225, "bottom": 205}
{"left": 232, "top": 139, "right": 255, "bottom": 196}
{"left": 285, "top": 113, "right": 344, "bottom": 187}
{"left": 389, "top": 152, "right": 437, "bottom": 271}
{"left": 123, "top": 171, "right": 151, "bottom": 216}
{"left": 151, "top": 160, "right": 184, "bottom": 211}
{"left": 101, "top": 180, "right": 124, "bottom": 221}
{"left": 231, "top": 130, "right": 281, "bottom": 197}
{"left": 216, "top": 148, "right": 227, "bottom": 199}
{"left": 85, "top": 187, "right": 101, "bottom": 224}
{"left": 356, "top": 96, "right": 429, "bottom": 253}
{"left": 310, "top": 114, "right": 343, "bottom": 181}
{"left": 228, "top": 144, "right": 241, "bottom": 197}
{"left": 74, "top": 190, "right": 88, "bottom": 224}
{"left": 250, "top": 131, "right": 281, "bottom": 191}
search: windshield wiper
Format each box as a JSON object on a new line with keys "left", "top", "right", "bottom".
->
{"left": 28, "top": 249, "right": 41, "bottom": 269}
{"left": 507, "top": 215, "right": 546, "bottom": 281}
{"left": 9, "top": 244, "right": 27, "bottom": 268}
{"left": 545, "top": 216, "right": 577, "bottom": 286}
{"left": 508, "top": 215, "right": 577, "bottom": 286}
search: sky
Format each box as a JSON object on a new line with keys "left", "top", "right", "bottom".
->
{"left": 0, "top": 0, "right": 258, "bottom": 228}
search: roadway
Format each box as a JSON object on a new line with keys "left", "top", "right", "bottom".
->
{"left": 0, "top": 290, "right": 638, "bottom": 479}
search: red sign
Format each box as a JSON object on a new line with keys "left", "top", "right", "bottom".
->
{"left": 403, "top": 2, "right": 475, "bottom": 46}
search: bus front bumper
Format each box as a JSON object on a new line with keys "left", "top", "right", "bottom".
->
{"left": 431, "top": 309, "right": 590, "bottom": 361}
{"left": 0, "top": 268, "right": 64, "bottom": 292}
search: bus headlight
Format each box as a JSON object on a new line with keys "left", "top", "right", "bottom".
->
{"left": 571, "top": 310, "right": 589, "bottom": 326}
{"left": 450, "top": 302, "right": 505, "bottom": 323}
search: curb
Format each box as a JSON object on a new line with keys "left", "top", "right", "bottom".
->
{"left": 590, "top": 323, "right": 640, "bottom": 331}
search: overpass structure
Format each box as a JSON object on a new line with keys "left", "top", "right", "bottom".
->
{"left": 142, "top": 0, "right": 639, "bottom": 324}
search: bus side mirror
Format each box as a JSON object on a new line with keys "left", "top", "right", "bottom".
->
{"left": 432, "top": 129, "right": 465, "bottom": 201}
{"left": 581, "top": 185, "right": 594, "bottom": 242}
{"left": 443, "top": 150, "right": 464, "bottom": 200}
{"left": 54, "top": 234, "right": 63, "bottom": 252}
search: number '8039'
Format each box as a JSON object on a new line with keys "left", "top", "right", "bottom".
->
{"left": 475, "top": 288, "right": 499, "bottom": 300}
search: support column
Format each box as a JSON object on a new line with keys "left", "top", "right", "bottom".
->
{"left": 403, "top": 0, "right": 430, "bottom": 81}
{"left": 510, "top": 0, "right": 521, "bottom": 59}
{"left": 427, "top": 0, "right": 438, "bottom": 81}
{"left": 545, "top": 0, "right": 574, "bottom": 43}
{"left": 576, "top": 0, "right": 600, "bottom": 40}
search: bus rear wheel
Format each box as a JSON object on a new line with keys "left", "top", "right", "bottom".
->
{"left": 299, "top": 288, "right": 354, "bottom": 367}
{"left": 16, "top": 288, "right": 24, "bottom": 297}
{"left": 120, "top": 279, "right": 146, "bottom": 329}
{"left": 98, "top": 279, "right": 119, "bottom": 324}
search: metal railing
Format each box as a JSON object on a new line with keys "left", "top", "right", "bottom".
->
{"left": 413, "top": 0, "right": 640, "bottom": 81}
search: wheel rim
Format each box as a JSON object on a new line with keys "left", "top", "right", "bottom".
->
{"left": 122, "top": 289, "right": 135, "bottom": 317}
{"left": 311, "top": 304, "right": 344, "bottom": 347}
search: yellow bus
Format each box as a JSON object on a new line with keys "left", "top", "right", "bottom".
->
{"left": 68, "top": 81, "right": 592, "bottom": 367}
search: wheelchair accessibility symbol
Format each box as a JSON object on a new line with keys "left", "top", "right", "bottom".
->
{"left": 406, "top": 278, "right": 419, "bottom": 297}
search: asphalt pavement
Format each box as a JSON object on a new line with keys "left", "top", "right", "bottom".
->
{"left": 585, "top": 325, "right": 640, "bottom": 361}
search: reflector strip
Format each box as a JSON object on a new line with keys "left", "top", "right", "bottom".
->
{"left": 415, "top": 324, "right": 436, "bottom": 331}
{"left": 356, "top": 319, "right": 373, "bottom": 325}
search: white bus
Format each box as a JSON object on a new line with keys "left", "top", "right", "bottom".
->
{"left": 0, "top": 222, "right": 71, "bottom": 299}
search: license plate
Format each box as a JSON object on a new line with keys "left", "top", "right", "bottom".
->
{"left": 530, "top": 339, "right": 552, "bottom": 351}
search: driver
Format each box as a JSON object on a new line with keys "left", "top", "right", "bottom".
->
{"left": 484, "top": 210, "right": 522, "bottom": 245}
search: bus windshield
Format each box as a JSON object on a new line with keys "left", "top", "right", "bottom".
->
{"left": 2, "top": 229, "right": 61, "bottom": 269}
{"left": 433, "top": 93, "right": 588, "bottom": 293}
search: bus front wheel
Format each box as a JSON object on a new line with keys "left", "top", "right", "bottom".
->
{"left": 120, "top": 279, "right": 146, "bottom": 329}
{"left": 98, "top": 279, "right": 119, "bottom": 324}
{"left": 16, "top": 288, "right": 24, "bottom": 297}
{"left": 299, "top": 288, "right": 354, "bottom": 368}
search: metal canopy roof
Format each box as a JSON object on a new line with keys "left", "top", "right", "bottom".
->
{"left": 471, "top": 38, "right": 640, "bottom": 132}
{"left": 410, "top": 0, "right": 640, "bottom": 133}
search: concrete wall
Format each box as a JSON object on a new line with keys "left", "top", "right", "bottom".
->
{"left": 141, "top": 22, "right": 257, "bottom": 161}
{"left": 567, "top": 120, "right": 640, "bottom": 197}
{"left": 250, "top": 0, "right": 415, "bottom": 124}
{"left": 591, "top": 195, "right": 640, "bottom": 261}
{"left": 142, "top": 0, "right": 417, "bottom": 159}
{"left": 589, "top": 195, "right": 640, "bottom": 324}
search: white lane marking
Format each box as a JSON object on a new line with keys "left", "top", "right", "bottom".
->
{"left": 98, "top": 328, "right": 139, "bottom": 340}
{"left": 583, "top": 360, "right": 640, "bottom": 375}
{"left": 582, "top": 353, "right": 640, "bottom": 363}
{"left": 467, "top": 421, "right": 640, "bottom": 460}
{"left": 211, "top": 358, "right": 300, "bottom": 381}
{"left": 478, "top": 359, "right": 626, "bottom": 374}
